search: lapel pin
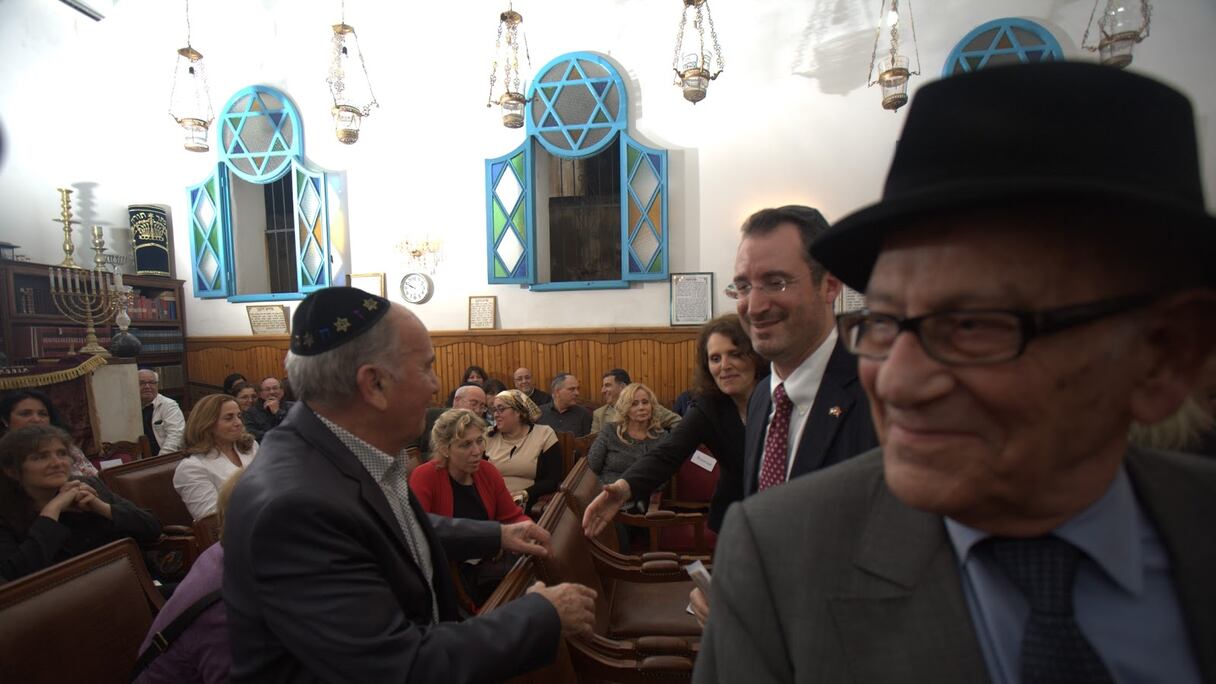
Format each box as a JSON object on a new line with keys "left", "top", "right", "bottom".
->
{"left": 828, "top": 406, "right": 842, "bottom": 417}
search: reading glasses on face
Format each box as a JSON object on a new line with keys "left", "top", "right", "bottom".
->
{"left": 836, "top": 294, "right": 1154, "bottom": 365}
{"left": 724, "top": 276, "right": 802, "bottom": 300}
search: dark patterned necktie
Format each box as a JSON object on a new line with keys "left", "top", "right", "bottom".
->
{"left": 986, "top": 536, "right": 1114, "bottom": 684}
{"left": 757, "top": 383, "right": 793, "bottom": 491}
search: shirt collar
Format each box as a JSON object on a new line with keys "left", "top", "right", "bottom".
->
{"left": 314, "top": 410, "right": 408, "bottom": 481}
{"left": 770, "top": 327, "right": 838, "bottom": 409}
{"left": 945, "top": 465, "right": 1143, "bottom": 595}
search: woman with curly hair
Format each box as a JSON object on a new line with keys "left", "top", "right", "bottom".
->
{"left": 173, "top": 394, "right": 258, "bottom": 521}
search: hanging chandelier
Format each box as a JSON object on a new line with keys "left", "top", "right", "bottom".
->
{"left": 327, "top": 1, "right": 380, "bottom": 144}
{"left": 486, "top": 2, "right": 531, "bottom": 129}
{"left": 167, "top": 0, "right": 214, "bottom": 152}
{"left": 866, "top": 0, "right": 921, "bottom": 112}
{"left": 1082, "top": 0, "right": 1152, "bottom": 68}
{"left": 672, "top": 0, "right": 724, "bottom": 104}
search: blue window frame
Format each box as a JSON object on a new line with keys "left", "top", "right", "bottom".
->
{"left": 485, "top": 52, "right": 669, "bottom": 290}
{"left": 943, "top": 18, "right": 1063, "bottom": 77}
{"left": 187, "top": 85, "right": 335, "bottom": 301}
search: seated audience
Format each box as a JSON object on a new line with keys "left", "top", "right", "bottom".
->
{"left": 0, "top": 424, "right": 161, "bottom": 581}
{"left": 133, "top": 468, "right": 245, "bottom": 684}
{"left": 231, "top": 382, "right": 258, "bottom": 413}
{"left": 140, "top": 369, "right": 185, "bottom": 456}
{"left": 482, "top": 378, "right": 507, "bottom": 404}
{"left": 174, "top": 394, "right": 258, "bottom": 521}
{"left": 444, "top": 364, "right": 490, "bottom": 407}
{"left": 411, "top": 409, "right": 529, "bottom": 605}
{"left": 672, "top": 389, "right": 695, "bottom": 417}
{"left": 241, "top": 376, "right": 293, "bottom": 441}
{"left": 695, "top": 63, "right": 1216, "bottom": 682}
{"left": 487, "top": 390, "right": 561, "bottom": 515}
{"left": 221, "top": 373, "right": 247, "bottom": 397}
{"left": 584, "top": 314, "right": 766, "bottom": 536}
{"left": 514, "top": 367, "right": 552, "bottom": 406}
{"left": 591, "top": 368, "right": 681, "bottom": 433}
{"left": 587, "top": 382, "right": 669, "bottom": 487}
{"left": 536, "top": 373, "right": 593, "bottom": 436}
{"left": 1, "top": 389, "right": 97, "bottom": 477}
{"left": 412, "top": 384, "right": 488, "bottom": 457}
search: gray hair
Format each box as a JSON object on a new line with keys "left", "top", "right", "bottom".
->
{"left": 285, "top": 308, "right": 402, "bottom": 404}
{"left": 550, "top": 372, "right": 573, "bottom": 393}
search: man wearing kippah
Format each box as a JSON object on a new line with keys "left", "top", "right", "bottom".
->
{"left": 695, "top": 63, "right": 1216, "bottom": 683}
{"left": 223, "top": 288, "right": 596, "bottom": 682}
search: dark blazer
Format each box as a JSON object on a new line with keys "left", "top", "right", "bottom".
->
{"left": 741, "top": 338, "right": 877, "bottom": 495}
{"left": 241, "top": 399, "right": 295, "bottom": 441}
{"left": 223, "top": 403, "right": 561, "bottom": 683}
{"left": 621, "top": 393, "right": 751, "bottom": 531}
{"left": 694, "top": 448, "right": 1216, "bottom": 683}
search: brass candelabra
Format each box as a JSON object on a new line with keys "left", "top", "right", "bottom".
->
{"left": 55, "top": 188, "right": 82, "bottom": 269}
{"left": 49, "top": 266, "right": 117, "bottom": 356}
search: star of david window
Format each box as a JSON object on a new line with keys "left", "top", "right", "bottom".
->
{"left": 187, "top": 85, "right": 337, "bottom": 301}
{"left": 943, "top": 18, "right": 1063, "bottom": 76}
{"left": 486, "top": 52, "right": 669, "bottom": 290}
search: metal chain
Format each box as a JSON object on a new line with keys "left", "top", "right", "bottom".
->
{"left": 487, "top": 19, "right": 505, "bottom": 106}
{"left": 907, "top": 0, "right": 921, "bottom": 74}
{"left": 704, "top": 0, "right": 724, "bottom": 74}
{"left": 1081, "top": 0, "right": 1102, "bottom": 50}
{"left": 672, "top": 4, "right": 689, "bottom": 81}
{"left": 184, "top": 0, "right": 192, "bottom": 47}
{"left": 866, "top": 0, "right": 884, "bottom": 85}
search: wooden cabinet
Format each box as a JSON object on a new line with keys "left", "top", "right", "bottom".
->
{"left": 0, "top": 261, "right": 190, "bottom": 407}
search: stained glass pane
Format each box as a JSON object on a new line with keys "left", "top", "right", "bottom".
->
{"left": 540, "top": 62, "right": 569, "bottom": 83}
{"left": 579, "top": 60, "right": 608, "bottom": 79}
{"left": 495, "top": 166, "right": 523, "bottom": 213}
{"left": 966, "top": 29, "right": 998, "bottom": 51}
{"left": 199, "top": 249, "right": 219, "bottom": 285}
{"left": 583, "top": 127, "right": 610, "bottom": 148}
{"left": 195, "top": 191, "right": 216, "bottom": 228}
{"left": 492, "top": 200, "right": 508, "bottom": 240}
{"left": 603, "top": 86, "right": 620, "bottom": 120}
{"left": 648, "top": 190, "right": 663, "bottom": 235}
{"left": 554, "top": 84, "right": 597, "bottom": 127}
{"left": 240, "top": 115, "right": 275, "bottom": 154}
{"left": 496, "top": 223, "right": 525, "bottom": 271}
{"left": 1012, "top": 27, "right": 1045, "bottom": 47}
{"left": 631, "top": 156, "right": 659, "bottom": 205}
{"left": 632, "top": 226, "right": 659, "bottom": 268}
{"left": 299, "top": 178, "right": 321, "bottom": 227}
{"left": 302, "top": 241, "right": 323, "bottom": 281}
{"left": 996, "top": 31, "right": 1013, "bottom": 49}
{"left": 542, "top": 130, "right": 570, "bottom": 150}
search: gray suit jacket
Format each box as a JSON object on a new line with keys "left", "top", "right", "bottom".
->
{"left": 694, "top": 447, "right": 1216, "bottom": 683}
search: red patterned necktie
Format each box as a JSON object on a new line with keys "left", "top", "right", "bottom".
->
{"left": 758, "top": 383, "right": 793, "bottom": 491}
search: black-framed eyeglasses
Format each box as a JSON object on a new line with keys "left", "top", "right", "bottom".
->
{"left": 836, "top": 294, "right": 1155, "bottom": 366}
{"left": 491, "top": 405, "right": 512, "bottom": 414}
{"left": 724, "top": 276, "right": 802, "bottom": 300}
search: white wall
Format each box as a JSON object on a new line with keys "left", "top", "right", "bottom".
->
{"left": 2, "top": 0, "right": 1213, "bottom": 335}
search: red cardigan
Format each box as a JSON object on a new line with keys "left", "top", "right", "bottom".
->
{"left": 409, "top": 460, "right": 530, "bottom": 525}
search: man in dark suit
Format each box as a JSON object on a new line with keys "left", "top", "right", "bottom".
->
{"left": 683, "top": 205, "right": 878, "bottom": 622}
{"left": 224, "top": 287, "right": 595, "bottom": 683}
{"left": 696, "top": 63, "right": 1216, "bottom": 683}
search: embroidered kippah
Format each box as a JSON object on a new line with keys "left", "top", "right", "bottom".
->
{"left": 290, "top": 286, "right": 390, "bottom": 356}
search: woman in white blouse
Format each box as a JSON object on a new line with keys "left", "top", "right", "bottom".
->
{"left": 173, "top": 393, "right": 258, "bottom": 521}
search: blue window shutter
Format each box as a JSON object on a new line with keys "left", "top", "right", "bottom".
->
{"left": 486, "top": 142, "right": 534, "bottom": 284}
{"left": 187, "top": 164, "right": 233, "bottom": 298}
{"left": 292, "top": 161, "right": 330, "bottom": 293}
{"left": 621, "top": 136, "right": 668, "bottom": 281}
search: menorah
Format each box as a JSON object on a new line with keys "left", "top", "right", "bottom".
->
{"left": 49, "top": 266, "right": 118, "bottom": 356}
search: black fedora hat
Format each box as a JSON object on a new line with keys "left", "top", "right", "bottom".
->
{"left": 812, "top": 61, "right": 1216, "bottom": 292}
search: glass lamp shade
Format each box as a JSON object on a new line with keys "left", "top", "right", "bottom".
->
{"left": 332, "top": 105, "right": 362, "bottom": 144}
{"left": 1098, "top": 32, "right": 1139, "bottom": 67}
{"left": 169, "top": 46, "right": 213, "bottom": 153}
{"left": 1095, "top": 1, "right": 1147, "bottom": 68}
{"left": 877, "top": 55, "right": 911, "bottom": 111}
{"left": 499, "top": 92, "right": 526, "bottom": 128}
{"left": 680, "top": 67, "right": 710, "bottom": 103}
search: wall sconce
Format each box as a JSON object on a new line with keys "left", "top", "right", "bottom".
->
{"left": 327, "top": 2, "right": 380, "bottom": 144}
{"left": 168, "top": 0, "right": 214, "bottom": 152}
{"left": 1083, "top": 0, "right": 1152, "bottom": 68}
{"left": 866, "top": 0, "right": 921, "bottom": 112}
{"left": 396, "top": 237, "right": 444, "bottom": 275}
{"left": 672, "top": 0, "right": 725, "bottom": 104}
{"left": 486, "top": 2, "right": 531, "bottom": 129}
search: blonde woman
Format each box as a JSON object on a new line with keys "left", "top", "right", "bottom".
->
{"left": 484, "top": 390, "right": 561, "bottom": 515}
{"left": 173, "top": 394, "right": 258, "bottom": 521}
{"left": 586, "top": 383, "right": 668, "bottom": 487}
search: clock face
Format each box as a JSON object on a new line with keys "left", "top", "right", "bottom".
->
{"left": 400, "top": 273, "right": 434, "bottom": 304}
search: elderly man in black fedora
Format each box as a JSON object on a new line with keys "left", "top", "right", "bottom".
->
{"left": 695, "top": 62, "right": 1216, "bottom": 684}
{"left": 224, "top": 287, "right": 596, "bottom": 683}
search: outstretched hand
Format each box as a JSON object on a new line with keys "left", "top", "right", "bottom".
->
{"left": 501, "top": 520, "right": 551, "bottom": 558}
{"left": 582, "top": 480, "right": 631, "bottom": 538}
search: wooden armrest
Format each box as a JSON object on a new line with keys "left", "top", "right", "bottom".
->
{"left": 162, "top": 525, "right": 193, "bottom": 536}
{"left": 639, "top": 655, "right": 695, "bottom": 672}
{"left": 634, "top": 636, "right": 694, "bottom": 656}
{"left": 639, "top": 559, "right": 681, "bottom": 574}
{"left": 644, "top": 509, "right": 678, "bottom": 521}
{"left": 591, "top": 554, "right": 687, "bottom": 582}
{"left": 639, "top": 551, "right": 679, "bottom": 563}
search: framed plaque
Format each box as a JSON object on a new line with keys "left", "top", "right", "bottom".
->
{"left": 670, "top": 272, "right": 713, "bottom": 326}
{"left": 346, "top": 272, "right": 386, "bottom": 297}
{"left": 246, "top": 305, "right": 290, "bottom": 335}
{"left": 468, "top": 296, "right": 498, "bottom": 330}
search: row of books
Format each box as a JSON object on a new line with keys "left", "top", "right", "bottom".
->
{"left": 128, "top": 327, "right": 184, "bottom": 354}
{"left": 12, "top": 326, "right": 112, "bottom": 360}
{"left": 128, "top": 291, "right": 179, "bottom": 321}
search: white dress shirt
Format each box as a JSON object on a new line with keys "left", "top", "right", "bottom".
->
{"left": 767, "top": 328, "right": 837, "bottom": 480}
{"left": 173, "top": 441, "right": 258, "bottom": 520}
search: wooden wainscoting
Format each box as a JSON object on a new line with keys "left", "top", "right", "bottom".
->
{"left": 186, "top": 328, "right": 700, "bottom": 406}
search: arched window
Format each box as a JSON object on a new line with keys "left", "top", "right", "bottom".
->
{"left": 485, "top": 52, "right": 669, "bottom": 290}
{"left": 942, "top": 18, "right": 1063, "bottom": 77}
{"left": 187, "top": 86, "right": 336, "bottom": 301}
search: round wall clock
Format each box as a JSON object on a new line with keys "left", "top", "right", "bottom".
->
{"left": 400, "top": 272, "right": 434, "bottom": 304}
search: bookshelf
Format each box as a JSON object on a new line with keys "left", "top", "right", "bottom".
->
{"left": 0, "top": 261, "right": 190, "bottom": 406}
